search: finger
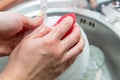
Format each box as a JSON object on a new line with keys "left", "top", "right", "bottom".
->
{"left": 23, "top": 16, "right": 44, "bottom": 29}
{"left": 0, "top": 41, "right": 12, "bottom": 56}
{"left": 60, "top": 36, "right": 85, "bottom": 63}
{"left": 60, "top": 25, "right": 81, "bottom": 53}
{"left": 29, "top": 26, "right": 51, "bottom": 38}
{"left": 50, "top": 16, "right": 74, "bottom": 39}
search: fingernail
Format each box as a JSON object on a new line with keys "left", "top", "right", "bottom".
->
{"left": 64, "top": 16, "right": 74, "bottom": 24}
{"left": 34, "top": 16, "right": 44, "bottom": 26}
{"left": 38, "top": 11, "right": 43, "bottom": 17}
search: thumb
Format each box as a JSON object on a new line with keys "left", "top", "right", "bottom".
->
{"left": 23, "top": 16, "right": 44, "bottom": 29}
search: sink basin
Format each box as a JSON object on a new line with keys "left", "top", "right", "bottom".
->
{"left": 0, "top": 0, "right": 120, "bottom": 80}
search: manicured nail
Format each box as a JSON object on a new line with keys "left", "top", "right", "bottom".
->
{"left": 38, "top": 11, "right": 43, "bottom": 17}
{"left": 63, "top": 16, "right": 74, "bottom": 24}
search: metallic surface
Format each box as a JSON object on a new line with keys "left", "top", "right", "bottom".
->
{"left": 0, "top": 0, "right": 120, "bottom": 80}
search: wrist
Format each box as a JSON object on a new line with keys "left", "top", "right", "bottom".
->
{"left": 0, "top": 60, "right": 29, "bottom": 80}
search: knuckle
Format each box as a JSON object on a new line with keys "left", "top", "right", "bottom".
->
{"left": 46, "top": 37, "right": 56, "bottom": 44}
{"left": 57, "top": 28, "right": 65, "bottom": 34}
{"left": 56, "top": 48, "right": 63, "bottom": 56}
{"left": 82, "top": 37, "right": 85, "bottom": 46}
{"left": 79, "top": 39, "right": 85, "bottom": 52}
{"left": 74, "top": 32, "right": 81, "bottom": 42}
{"left": 76, "top": 32, "right": 81, "bottom": 39}
{"left": 79, "top": 46, "right": 84, "bottom": 52}
{"left": 75, "top": 46, "right": 83, "bottom": 54}
{"left": 42, "top": 39, "right": 62, "bottom": 59}
{"left": 52, "top": 47, "right": 63, "bottom": 60}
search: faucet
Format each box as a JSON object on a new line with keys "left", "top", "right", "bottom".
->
{"left": 86, "top": 0, "right": 120, "bottom": 12}
{"left": 86, "top": 0, "right": 112, "bottom": 12}
{"left": 112, "top": 0, "right": 120, "bottom": 8}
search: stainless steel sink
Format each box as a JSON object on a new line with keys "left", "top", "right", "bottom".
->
{"left": 0, "top": 0, "right": 120, "bottom": 80}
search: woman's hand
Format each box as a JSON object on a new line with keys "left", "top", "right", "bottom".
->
{"left": 0, "top": 16, "right": 84, "bottom": 80}
{"left": 0, "top": 12, "right": 43, "bottom": 56}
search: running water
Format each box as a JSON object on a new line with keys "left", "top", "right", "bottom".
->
{"left": 40, "top": 0, "right": 48, "bottom": 23}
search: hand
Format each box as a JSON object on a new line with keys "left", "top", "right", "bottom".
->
{"left": 0, "top": 16, "right": 84, "bottom": 80}
{"left": 0, "top": 12, "right": 43, "bottom": 56}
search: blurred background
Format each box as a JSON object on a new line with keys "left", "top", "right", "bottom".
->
{"left": 0, "top": 0, "right": 120, "bottom": 11}
{"left": 0, "top": 0, "right": 120, "bottom": 80}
